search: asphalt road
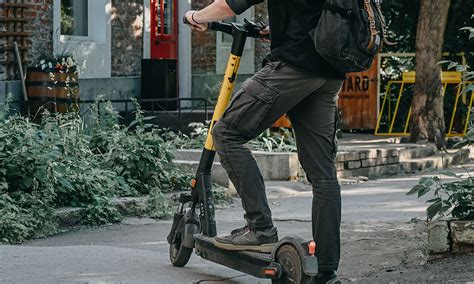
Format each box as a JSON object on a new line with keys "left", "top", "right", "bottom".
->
{"left": 1, "top": 165, "right": 473, "bottom": 283}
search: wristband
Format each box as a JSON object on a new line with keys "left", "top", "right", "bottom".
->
{"left": 191, "top": 12, "right": 202, "bottom": 25}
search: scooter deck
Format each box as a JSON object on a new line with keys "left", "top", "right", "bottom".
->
{"left": 194, "top": 235, "right": 280, "bottom": 279}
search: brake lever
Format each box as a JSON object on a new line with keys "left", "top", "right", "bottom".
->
{"left": 243, "top": 18, "right": 270, "bottom": 40}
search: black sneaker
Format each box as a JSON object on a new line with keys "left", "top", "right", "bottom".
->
{"left": 312, "top": 272, "right": 341, "bottom": 284}
{"left": 213, "top": 227, "right": 278, "bottom": 253}
{"left": 214, "top": 224, "right": 249, "bottom": 244}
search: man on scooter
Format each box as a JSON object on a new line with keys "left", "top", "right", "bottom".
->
{"left": 185, "top": 1, "right": 344, "bottom": 283}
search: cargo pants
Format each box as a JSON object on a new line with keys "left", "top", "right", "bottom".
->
{"left": 212, "top": 59, "right": 343, "bottom": 271}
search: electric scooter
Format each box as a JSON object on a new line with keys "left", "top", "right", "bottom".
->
{"left": 167, "top": 18, "right": 319, "bottom": 283}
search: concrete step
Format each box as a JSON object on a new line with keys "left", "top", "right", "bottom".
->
{"left": 173, "top": 150, "right": 299, "bottom": 187}
{"left": 172, "top": 149, "right": 206, "bottom": 162}
{"left": 173, "top": 160, "right": 230, "bottom": 187}
{"left": 399, "top": 144, "right": 438, "bottom": 161}
{"left": 402, "top": 149, "right": 471, "bottom": 173}
{"left": 173, "top": 146, "right": 471, "bottom": 185}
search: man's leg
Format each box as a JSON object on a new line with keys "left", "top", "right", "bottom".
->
{"left": 287, "top": 80, "right": 342, "bottom": 274}
{"left": 211, "top": 60, "right": 329, "bottom": 251}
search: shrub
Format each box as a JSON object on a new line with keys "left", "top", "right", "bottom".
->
{"left": 0, "top": 99, "right": 191, "bottom": 244}
{"left": 163, "top": 122, "right": 297, "bottom": 152}
{"left": 407, "top": 36, "right": 473, "bottom": 221}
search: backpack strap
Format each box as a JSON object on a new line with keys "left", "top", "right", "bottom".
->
{"left": 364, "top": 0, "right": 379, "bottom": 51}
{"left": 322, "top": 2, "right": 353, "bottom": 19}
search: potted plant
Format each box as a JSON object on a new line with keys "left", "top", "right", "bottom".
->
{"left": 26, "top": 55, "right": 81, "bottom": 118}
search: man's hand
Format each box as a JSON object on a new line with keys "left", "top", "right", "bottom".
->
{"left": 259, "top": 26, "right": 270, "bottom": 43}
{"left": 183, "top": 0, "right": 235, "bottom": 31}
{"left": 185, "top": 10, "right": 208, "bottom": 32}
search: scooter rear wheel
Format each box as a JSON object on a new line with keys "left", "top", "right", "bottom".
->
{"left": 169, "top": 219, "right": 193, "bottom": 267}
{"left": 272, "top": 244, "right": 311, "bottom": 284}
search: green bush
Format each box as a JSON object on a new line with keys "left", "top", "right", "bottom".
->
{"left": 407, "top": 168, "right": 473, "bottom": 221}
{"left": 407, "top": 41, "right": 474, "bottom": 221}
{"left": 0, "top": 99, "right": 191, "bottom": 244}
{"left": 163, "top": 122, "right": 297, "bottom": 152}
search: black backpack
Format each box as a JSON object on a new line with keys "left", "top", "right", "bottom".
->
{"left": 311, "top": 0, "right": 387, "bottom": 74}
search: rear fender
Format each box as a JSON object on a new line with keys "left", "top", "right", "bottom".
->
{"left": 272, "top": 236, "right": 319, "bottom": 276}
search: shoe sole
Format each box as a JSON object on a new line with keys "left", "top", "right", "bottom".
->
{"left": 213, "top": 239, "right": 276, "bottom": 253}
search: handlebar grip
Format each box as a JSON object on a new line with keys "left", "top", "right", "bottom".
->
{"left": 183, "top": 16, "right": 191, "bottom": 25}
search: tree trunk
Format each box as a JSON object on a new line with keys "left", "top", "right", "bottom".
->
{"left": 409, "top": 0, "right": 451, "bottom": 148}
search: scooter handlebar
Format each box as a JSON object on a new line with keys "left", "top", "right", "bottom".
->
{"left": 183, "top": 16, "right": 233, "bottom": 35}
{"left": 183, "top": 17, "right": 268, "bottom": 39}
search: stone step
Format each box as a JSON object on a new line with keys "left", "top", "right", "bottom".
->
{"left": 173, "top": 146, "right": 471, "bottom": 184}
{"left": 173, "top": 160, "right": 230, "bottom": 187}
{"left": 402, "top": 149, "right": 471, "bottom": 173}
{"left": 399, "top": 144, "right": 438, "bottom": 161}
{"left": 172, "top": 149, "right": 205, "bottom": 162}
{"left": 173, "top": 150, "right": 299, "bottom": 186}
{"left": 173, "top": 144, "right": 437, "bottom": 164}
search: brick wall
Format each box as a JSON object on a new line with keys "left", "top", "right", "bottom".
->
{"left": 110, "top": 0, "right": 144, "bottom": 77}
{"left": 28, "top": 0, "right": 54, "bottom": 65}
{"left": 190, "top": 0, "right": 269, "bottom": 74}
{"left": 191, "top": 0, "right": 215, "bottom": 74}
{"left": 0, "top": 0, "right": 53, "bottom": 80}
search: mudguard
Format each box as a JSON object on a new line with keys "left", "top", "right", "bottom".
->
{"left": 182, "top": 209, "right": 200, "bottom": 248}
{"left": 272, "top": 236, "right": 319, "bottom": 276}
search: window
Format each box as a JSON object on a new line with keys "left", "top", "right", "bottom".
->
{"left": 54, "top": 0, "right": 111, "bottom": 78}
{"left": 157, "top": 0, "right": 174, "bottom": 35}
{"left": 61, "top": 0, "right": 88, "bottom": 36}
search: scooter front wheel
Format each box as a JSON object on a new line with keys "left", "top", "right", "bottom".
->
{"left": 169, "top": 218, "right": 193, "bottom": 267}
{"left": 272, "top": 244, "right": 312, "bottom": 284}
{"left": 169, "top": 240, "right": 193, "bottom": 267}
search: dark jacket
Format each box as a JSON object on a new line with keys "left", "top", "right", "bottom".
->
{"left": 226, "top": 0, "right": 344, "bottom": 79}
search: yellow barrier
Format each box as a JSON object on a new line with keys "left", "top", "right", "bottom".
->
{"left": 375, "top": 71, "right": 473, "bottom": 137}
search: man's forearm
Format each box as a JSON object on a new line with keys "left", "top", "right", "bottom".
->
{"left": 193, "top": 0, "right": 236, "bottom": 23}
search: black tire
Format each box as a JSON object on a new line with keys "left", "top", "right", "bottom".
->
{"left": 169, "top": 220, "right": 193, "bottom": 267}
{"left": 272, "top": 244, "right": 312, "bottom": 284}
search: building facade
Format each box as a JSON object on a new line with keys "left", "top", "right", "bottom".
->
{"left": 0, "top": 0, "right": 271, "bottom": 104}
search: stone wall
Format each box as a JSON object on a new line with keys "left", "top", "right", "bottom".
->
{"left": 190, "top": 0, "right": 269, "bottom": 99}
{"left": 191, "top": 0, "right": 216, "bottom": 74}
{"left": 28, "top": 0, "right": 54, "bottom": 65}
{"left": 110, "top": 0, "right": 144, "bottom": 77}
{"left": 0, "top": 0, "right": 145, "bottom": 78}
{"left": 0, "top": 0, "right": 53, "bottom": 80}
{"left": 428, "top": 220, "right": 474, "bottom": 254}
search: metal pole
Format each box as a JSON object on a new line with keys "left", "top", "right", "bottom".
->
{"left": 13, "top": 42, "right": 28, "bottom": 102}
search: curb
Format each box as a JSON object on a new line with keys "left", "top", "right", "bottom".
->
{"left": 54, "top": 197, "right": 149, "bottom": 228}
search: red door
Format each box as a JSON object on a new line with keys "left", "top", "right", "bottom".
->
{"left": 151, "top": 0, "right": 178, "bottom": 59}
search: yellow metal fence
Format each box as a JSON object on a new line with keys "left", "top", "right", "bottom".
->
{"left": 375, "top": 71, "right": 473, "bottom": 137}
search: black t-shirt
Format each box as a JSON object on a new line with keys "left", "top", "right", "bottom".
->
{"left": 226, "top": 0, "right": 345, "bottom": 79}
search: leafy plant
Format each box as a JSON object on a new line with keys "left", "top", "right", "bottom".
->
{"left": 407, "top": 170, "right": 473, "bottom": 221}
{"left": 163, "top": 122, "right": 297, "bottom": 152}
{"left": 0, "top": 99, "right": 191, "bottom": 244}
{"left": 407, "top": 30, "right": 473, "bottom": 221}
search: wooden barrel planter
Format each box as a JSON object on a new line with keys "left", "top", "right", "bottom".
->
{"left": 25, "top": 67, "right": 79, "bottom": 118}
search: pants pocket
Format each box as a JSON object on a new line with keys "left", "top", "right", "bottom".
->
{"left": 221, "top": 78, "right": 280, "bottom": 137}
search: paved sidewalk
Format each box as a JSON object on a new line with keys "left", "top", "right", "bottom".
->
{"left": 1, "top": 163, "right": 473, "bottom": 283}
